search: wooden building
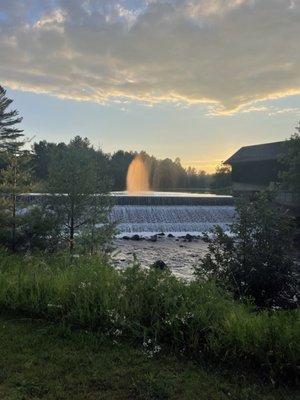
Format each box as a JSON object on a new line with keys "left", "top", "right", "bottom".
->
{"left": 225, "top": 141, "right": 287, "bottom": 193}
{"left": 225, "top": 140, "right": 299, "bottom": 215}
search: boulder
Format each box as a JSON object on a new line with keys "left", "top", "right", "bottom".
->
{"left": 149, "top": 235, "right": 157, "bottom": 242}
{"left": 185, "top": 233, "right": 193, "bottom": 242}
{"left": 152, "top": 260, "right": 167, "bottom": 270}
{"left": 167, "top": 233, "right": 174, "bottom": 238}
{"left": 131, "top": 234, "right": 141, "bottom": 241}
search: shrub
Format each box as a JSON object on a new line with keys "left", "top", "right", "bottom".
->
{"left": 280, "top": 123, "right": 300, "bottom": 192}
{"left": 195, "top": 192, "right": 298, "bottom": 309}
{"left": 0, "top": 250, "right": 299, "bottom": 383}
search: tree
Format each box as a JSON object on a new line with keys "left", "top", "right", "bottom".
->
{"left": 0, "top": 85, "right": 24, "bottom": 154}
{"left": 185, "top": 167, "right": 208, "bottom": 189}
{"left": 195, "top": 192, "right": 297, "bottom": 309}
{"left": 210, "top": 164, "right": 231, "bottom": 192}
{"left": 32, "top": 140, "right": 64, "bottom": 181}
{"left": 152, "top": 158, "right": 177, "bottom": 190}
{"left": 46, "top": 137, "right": 112, "bottom": 253}
{"left": 0, "top": 151, "right": 32, "bottom": 251}
{"left": 21, "top": 205, "right": 61, "bottom": 252}
{"left": 280, "top": 123, "right": 300, "bottom": 192}
{"left": 110, "top": 150, "right": 135, "bottom": 190}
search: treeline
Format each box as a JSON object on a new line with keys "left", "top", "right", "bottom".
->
{"left": 32, "top": 140, "right": 231, "bottom": 192}
{"left": 0, "top": 86, "right": 114, "bottom": 253}
{"left": 0, "top": 84, "right": 232, "bottom": 193}
{"left": 0, "top": 85, "right": 230, "bottom": 253}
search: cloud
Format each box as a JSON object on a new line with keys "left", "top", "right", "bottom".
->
{"left": 0, "top": 0, "right": 299, "bottom": 114}
{"left": 268, "top": 106, "right": 300, "bottom": 116}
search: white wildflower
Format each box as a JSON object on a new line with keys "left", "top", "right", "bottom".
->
{"left": 78, "top": 281, "right": 91, "bottom": 289}
{"left": 47, "top": 303, "right": 63, "bottom": 309}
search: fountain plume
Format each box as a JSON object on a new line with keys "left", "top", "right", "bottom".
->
{"left": 126, "top": 155, "right": 150, "bottom": 193}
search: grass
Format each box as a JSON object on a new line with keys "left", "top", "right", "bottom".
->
{"left": 0, "top": 249, "right": 299, "bottom": 385}
{"left": 0, "top": 314, "right": 299, "bottom": 400}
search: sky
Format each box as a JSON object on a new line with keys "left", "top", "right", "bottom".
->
{"left": 1, "top": 0, "right": 300, "bottom": 172}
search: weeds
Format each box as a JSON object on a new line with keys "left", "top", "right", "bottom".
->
{"left": 0, "top": 249, "right": 299, "bottom": 383}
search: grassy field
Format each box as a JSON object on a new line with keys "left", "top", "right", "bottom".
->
{"left": 0, "top": 314, "right": 298, "bottom": 400}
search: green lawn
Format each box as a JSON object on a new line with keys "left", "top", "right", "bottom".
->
{"left": 0, "top": 315, "right": 297, "bottom": 400}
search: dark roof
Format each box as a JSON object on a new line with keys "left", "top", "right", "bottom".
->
{"left": 224, "top": 141, "right": 288, "bottom": 164}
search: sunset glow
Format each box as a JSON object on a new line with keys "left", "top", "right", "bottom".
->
{"left": 1, "top": 0, "right": 299, "bottom": 169}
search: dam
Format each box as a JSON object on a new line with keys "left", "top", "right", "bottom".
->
{"left": 111, "top": 156, "right": 235, "bottom": 235}
{"left": 21, "top": 191, "right": 235, "bottom": 236}
{"left": 110, "top": 192, "right": 235, "bottom": 236}
{"left": 21, "top": 156, "right": 235, "bottom": 236}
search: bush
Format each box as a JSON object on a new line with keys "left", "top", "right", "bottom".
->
{"left": 195, "top": 192, "right": 298, "bottom": 309}
{"left": 0, "top": 250, "right": 299, "bottom": 383}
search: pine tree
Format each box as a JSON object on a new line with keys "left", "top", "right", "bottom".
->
{"left": 46, "top": 138, "right": 112, "bottom": 253}
{"left": 0, "top": 85, "right": 24, "bottom": 153}
{"left": 0, "top": 151, "right": 32, "bottom": 251}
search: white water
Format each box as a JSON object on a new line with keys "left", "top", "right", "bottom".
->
{"left": 110, "top": 205, "right": 235, "bottom": 235}
{"left": 112, "top": 191, "right": 232, "bottom": 197}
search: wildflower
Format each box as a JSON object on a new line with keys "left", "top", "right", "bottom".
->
{"left": 142, "top": 339, "right": 161, "bottom": 358}
{"left": 47, "top": 303, "right": 63, "bottom": 309}
{"left": 153, "top": 345, "right": 161, "bottom": 354}
{"left": 78, "top": 281, "right": 91, "bottom": 289}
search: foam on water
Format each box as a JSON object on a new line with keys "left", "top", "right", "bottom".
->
{"left": 20, "top": 192, "right": 236, "bottom": 236}
{"left": 110, "top": 205, "right": 235, "bottom": 235}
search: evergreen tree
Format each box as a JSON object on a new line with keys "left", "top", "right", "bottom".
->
{"left": 46, "top": 138, "right": 112, "bottom": 253}
{"left": 32, "top": 140, "right": 62, "bottom": 181}
{"left": 0, "top": 85, "right": 24, "bottom": 154}
{"left": 0, "top": 150, "right": 31, "bottom": 251}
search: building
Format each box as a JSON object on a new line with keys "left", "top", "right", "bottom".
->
{"left": 225, "top": 140, "right": 299, "bottom": 215}
{"left": 225, "top": 141, "right": 287, "bottom": 193}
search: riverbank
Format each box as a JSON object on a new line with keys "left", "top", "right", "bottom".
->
{"left": 112, "top": 235, "right": 208, "bottom": 279}
{"left": 0, "top": 315, "right": 298, "bottom": 400}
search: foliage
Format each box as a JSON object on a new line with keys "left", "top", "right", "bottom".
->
{"left": 210, "top": 164, "right": 232, "bottom": 192}
{"left": 151, "top": 156, "right": 185, "bottom": 190}
{"left": 195, "top": 192, "right": 297, "bottom": 309}
{"left": 1, "top": 317, "right": 297, "bottom": 400}
{"left": 131, "top": 372, "right": 173, "bottom": 400}
{"left": 0, "top": 85, "right": 24, "bottom": 155}
{"left": 280, "top": 122, "right": 300, "bottom": 192}
{"left": 21, "top": 205, "right": 62, "bottom": 252}
{"left": 31, "top": 138, "right": 216, "bottom": 191}
{"left": 32, "top": 140, "right": 64, "bottom": 181}
{"left": 110, "top": 149, "right": 135, "bottom": 190}
{"left": 0, "top": 251, "right": 299, "bottom": 383}
{"left": 45, "top": 136, "right": 112, "bottom": 253}
{"left": 185, "top": 166, "right": 209, "bottom": 189}
{"left": 0, "top": 151, "right": 32, "bottom": 251}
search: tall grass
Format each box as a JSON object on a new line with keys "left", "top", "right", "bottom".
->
{"left": 0, "top": 249, "right": 299, "bottom": 382}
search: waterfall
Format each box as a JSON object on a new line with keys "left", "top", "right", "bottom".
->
{"left": 110, "top": 205, "right": 235, "bottom": 235}
{"left": 19, "top": 192, "right": 236, "bottom": 236}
